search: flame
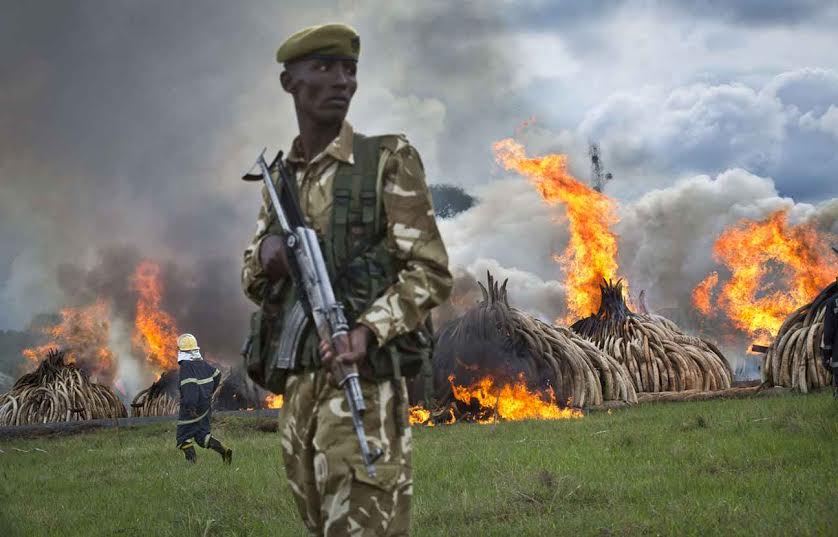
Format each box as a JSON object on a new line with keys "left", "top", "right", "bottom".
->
{"left": 408, "top": 405, "right": 433, "bottom": 426}
{"left": 693, "top": 210, "right": 838, "bottom": 342}
{"left": 493, "top": 138, "right": 620, "bottom": 320}
{"left": 450, "top": 373, "right": 583, "bottom": 423}
{"left": 691, "top": 271, "right": 719, "bottom": 316}
{"left": 22, "top": 300, "right": 116, "bottom": 382}
{"left": 265, "top": 394, "right": 284, "bottom": 409}
{"left": 131, "top": 260, "right": 180, "bottom": 372}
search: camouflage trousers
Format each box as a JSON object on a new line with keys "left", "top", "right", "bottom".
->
{"left": 279, "top": 370, "right": 412, "bottom": 536}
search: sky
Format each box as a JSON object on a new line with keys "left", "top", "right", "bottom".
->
{"left": 1, "top": 0, "right": 837, "bottom": 367}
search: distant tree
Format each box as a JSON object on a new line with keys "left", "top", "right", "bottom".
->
{"left": 429, "top": 184, "right": 475, "bottom": 218}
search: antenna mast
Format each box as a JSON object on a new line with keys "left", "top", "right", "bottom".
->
{"left": 588, "top": 143, "right": 613, "bottom": 193}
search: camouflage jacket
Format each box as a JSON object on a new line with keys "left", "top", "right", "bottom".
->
{"left": 241, "top": 121, "right": 452, "bottom": 346}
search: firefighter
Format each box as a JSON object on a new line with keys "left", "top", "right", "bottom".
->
{"left": 821, "top": 288, "right": 838, "bottom": 398}
{"left": 175, "top": 333, "right": 233, "bottom": 463}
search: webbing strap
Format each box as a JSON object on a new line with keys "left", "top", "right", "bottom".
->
{"left": 329, "top": 134, "right": 384, "bottom": 275}
{"left": 332, "top": 188, "right": 352, "bottom": 266}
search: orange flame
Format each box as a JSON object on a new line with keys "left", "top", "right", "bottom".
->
{"left": 493, "top": 138, "right": 620, "bottom": 320}
{"left": 131, "top": 260, "right": 180, "bottom": 372}
{"left": 408, "top": 406, "right": 433, "bottom": 426}
{"left": 693, "top": 210, "right": 838, "bottom": 342}
{"left": 265, "top": 394, "right": 284, "bottom": 409}
{"left": 21, "top": 300, "right": 116, "bottom": 382}
{"left": 691, "top": 271, "right": 719, "bottom": 316}
{"left": 451, "top": 373, "right": 583, "bottom": 423}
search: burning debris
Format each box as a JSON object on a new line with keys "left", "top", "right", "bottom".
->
{"left": 420, "top": 273, "right": 636, "bottom": 426}
{"left": 21, "top": 301, "right": 117, "bottom": 384}
{"left": 762, "top": 279, "right": 836, "bottom": 392}
{"left": 572, "top": 280, "right": 732, "bottom": 393}
{"left": 0, "top": 349, "right": 126, "bottom": 426}
{"left": 131, "top": 367, "right": 271, "bottom": 417}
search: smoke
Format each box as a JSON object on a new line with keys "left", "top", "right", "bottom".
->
{"left": 53, "top": 246, "right": 250, "bottom": 365}
{"left": 2, "top": 2, "right": 837, "bottom": 387}
{"left": 439, "top": 166, "right": 838, "bottom": 375}
{"left": 108, "top": 317, "right": 148, "bottom": 399}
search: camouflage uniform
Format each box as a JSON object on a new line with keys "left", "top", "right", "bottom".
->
{"left": 241, "top": 120, "right": 452, "bottom": 536}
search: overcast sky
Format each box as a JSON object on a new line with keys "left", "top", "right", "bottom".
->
{"left": 2, "top": 1, "right": 837, "bottom": 349}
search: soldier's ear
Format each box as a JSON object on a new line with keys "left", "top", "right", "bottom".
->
{"left": 280, "top": 70, "right": 297, "bottom": 95}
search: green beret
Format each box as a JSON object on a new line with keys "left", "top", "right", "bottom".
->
{"left": 276, "top": 23, "right": 360, "bottom": 64}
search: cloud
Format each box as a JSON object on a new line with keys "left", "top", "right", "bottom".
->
{"left": 577, "top": 69, "right": 838, "bottom": 201}
{"left": 669, "top": 0, "right": 838, "bottom": 25}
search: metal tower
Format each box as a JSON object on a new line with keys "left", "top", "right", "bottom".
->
{"left": 588, "top": 143, "right": 613, "bottom": 193}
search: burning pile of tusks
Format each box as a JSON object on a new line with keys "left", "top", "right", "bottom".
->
{"left": 572, "top": 280, "right": 733, "bottom": 393}
{"left": 430, "top": 273, "right": 638, "bottom": 421}
{"left": 131, "top": 367, "right": 267, "bottom": 417}
{"left": 762, "top": 278, "right": 837, "bottom": 393}
{"left": 130, "top": 370, "right": 180, "bottom": 417}
{"left": 0, "top": 349, "right": 126, "bottom": 426}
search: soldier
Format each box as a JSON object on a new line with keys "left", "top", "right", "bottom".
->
{"left": 241, "top": 23, "right": 452, "bottom": 536}
{"left": 175, "top": 333, "right": 233, "bottom": 464}
{"left": 821, "top": 286, "right": 837, "bottom": 398}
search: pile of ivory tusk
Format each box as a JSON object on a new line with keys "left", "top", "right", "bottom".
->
{"left": 0, "top": 349, "right": 126, "bottom": 426}
{"left": 131, "top": 369, "right": 180, "bottom": 417}
{"left": 435, "top": 273, "right": 638, "bottom": 410}
{"left": 512, "top": 318, "right": 638, "bottom": 408}
{"left": 763, "top": 279, "right": 836, "bottom": 392}
{"left": 572, "top": 280, "right": 732, "bottom": 393}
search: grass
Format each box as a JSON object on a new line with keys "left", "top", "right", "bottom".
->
{"left": 1, "top": 392, "right": 837, "bottom": 536}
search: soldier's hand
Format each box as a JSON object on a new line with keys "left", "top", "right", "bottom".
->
{"left": 259, "top": 234, "right": 291, "bottom": 282}
{"left": 320, "top": 325, "right": 373, "bottom": 384}
{"left": 822, "top": 351, "right": 832, "bottom": 372}
{"left": 186, "top": 407, "right": 199, "bottom": 419}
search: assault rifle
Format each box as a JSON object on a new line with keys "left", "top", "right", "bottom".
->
{"left": 243, "top": 149, "right": 383, "bottom": 477}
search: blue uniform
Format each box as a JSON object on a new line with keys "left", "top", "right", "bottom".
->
{"left": 176, "top": 359, "right": 221, "bottom": 449}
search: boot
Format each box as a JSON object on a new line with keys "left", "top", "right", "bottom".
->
{"left": 183, "top": 446, "right": 197, "bottom": 464}
{"left": 207, "top": 436, "right": 233, "bottom": 465}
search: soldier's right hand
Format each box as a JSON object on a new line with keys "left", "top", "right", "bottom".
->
{"left": 259, "top": 234, "right": 291, "bottom": 282}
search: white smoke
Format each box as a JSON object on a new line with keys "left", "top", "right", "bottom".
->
{"left": 108, "top": 317, "right": 153, "bottom": 402}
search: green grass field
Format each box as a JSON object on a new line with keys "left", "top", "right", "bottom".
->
{"left": 2, "top": 392, "right": 837, "bottom": 536}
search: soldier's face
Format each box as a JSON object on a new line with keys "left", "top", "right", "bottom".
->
{"left": 283, "top": 59, "right": 357, "bottom": 125}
